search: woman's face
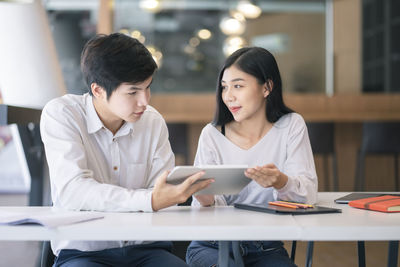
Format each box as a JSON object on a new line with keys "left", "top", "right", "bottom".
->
{"left": 221, "top": 65, "right": 269, "bottom": 123}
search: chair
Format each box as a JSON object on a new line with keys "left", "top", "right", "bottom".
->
{"left": 41, "top": 241, "right": 54, "bottom": 267}
{"left": 354, "top": 122, "right": 400, "bottom": 191}
{"left": 299, "top": 123, "right": 338, "bottom": 266}
{"left": 306, "top": 122, "right": 339, "bottom": 191}
{"left": 353, "top": 122, "right": 400, "bottom": 267}
{"left": 167, "top": 123, "right": 189, "bottom": 165}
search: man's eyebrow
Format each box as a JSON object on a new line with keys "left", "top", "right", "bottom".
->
{"left": 128, "top": 79, "right": 153, "bottom": 90}
{"left": 221, "top": 78, "right": 244, "bottom": 83}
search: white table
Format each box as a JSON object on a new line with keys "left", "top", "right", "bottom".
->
{"left": 0, "top": 192, "right": 399, "bottom": 266}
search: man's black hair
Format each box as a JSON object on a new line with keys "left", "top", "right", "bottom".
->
{"left": 81, "top": 33, "right": 157, "bottom": 98}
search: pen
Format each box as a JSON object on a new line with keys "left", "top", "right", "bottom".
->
{"left": 276, "top": 201, "right": 314, "bottom": 209}
{"left": 268, "top": 201, "right": 298, "bottom": 209}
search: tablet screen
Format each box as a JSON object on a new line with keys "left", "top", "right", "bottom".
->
{"left": 167, "top": 165, "right": 250, "bottom": 195}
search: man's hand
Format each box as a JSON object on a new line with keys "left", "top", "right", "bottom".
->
{"left": 151, "top": 171, "right": 214, "bottom": 211}
{"left": 245, "top": 164, "right": 288, "bottom": 189}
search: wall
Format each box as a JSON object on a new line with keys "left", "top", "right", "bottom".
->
{"left": 246, "top": 13, "right": 325, "bottom": 93}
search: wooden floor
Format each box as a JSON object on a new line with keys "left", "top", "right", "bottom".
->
{"left": 285, "top": 241, "right": 399, "bottom": 267}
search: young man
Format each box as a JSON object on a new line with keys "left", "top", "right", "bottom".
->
{"left": 40, "top": 33, "right": 212, "bottom": 267}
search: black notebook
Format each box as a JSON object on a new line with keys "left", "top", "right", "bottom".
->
{"left": 234, "top": 203, "right": 341, "bottom": 215}
{"left": 334, "top": 192, "right": 400, "bottom": 204}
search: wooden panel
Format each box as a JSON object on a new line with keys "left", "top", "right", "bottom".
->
{"left": 150, "top": 93, "right": 400, "bottom": 123}
{"left": 97, "top": 0, "right": 113, "bottom": 34}
{"left": 333, "top": 0, "right": 361, "bottom": 94}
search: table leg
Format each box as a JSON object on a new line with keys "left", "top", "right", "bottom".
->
{"left": 358, "top": 241, "right": 366, "bottom": 267}
{"left": 218, "top": 241, "right": 230, "bottom": 267}
{"left": 387, "top": 241, "right": 399, "bottom": 267}
{"left": 305, "top": 241, "right": 314, "bottom": 267}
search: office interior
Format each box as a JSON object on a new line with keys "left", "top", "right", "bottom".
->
{"left": 0, "top": 0, "right": 399, "bottom": 266}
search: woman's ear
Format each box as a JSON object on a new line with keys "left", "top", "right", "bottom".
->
{"left": 263, "top": 80, "right": 274, "bottom": 98}
{"left": 91, "top": 83, "right": 106, "bottom": 99}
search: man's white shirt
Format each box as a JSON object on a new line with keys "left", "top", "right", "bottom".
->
{"left": 40, "top": 93, "right": 174, "bottom": 255}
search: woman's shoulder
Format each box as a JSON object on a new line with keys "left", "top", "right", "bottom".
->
{"left": 199, "top": 123, "right": 227, "bottom": 142}
{"left": 275, "top": 112, "right": 305, "bottom": 128}
{"left": 201, "top": 123, "right": 220, "bottom": 135}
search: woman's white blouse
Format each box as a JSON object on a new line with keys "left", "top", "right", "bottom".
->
{"left": 193, "top": 113, "right": 318, "bottom": 206}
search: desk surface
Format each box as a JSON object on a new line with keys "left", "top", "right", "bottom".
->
{"left": 0, "top": 192, "right": 399, "bottom": 241}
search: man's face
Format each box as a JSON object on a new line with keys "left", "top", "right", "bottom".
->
{"left": 107, "top": 77, "right": 152, "bottom": 123}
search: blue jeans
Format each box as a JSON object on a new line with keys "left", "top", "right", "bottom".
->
{"left": 54, "top": 241, "right": 188, "bottom": 267}
{"left": 186, "top": 241, "right": 297, "bottom": 267}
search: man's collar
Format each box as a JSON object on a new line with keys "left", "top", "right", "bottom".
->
{"left": 85, "top": 94, "right": 105, "bottom": 134}
{"left": 85, "top": 94, "right": 135, "bottom": 136}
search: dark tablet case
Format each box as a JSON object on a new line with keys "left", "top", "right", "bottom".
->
{"left": 234, "top": 203, "right": 342, "bottom": 215}
{"left": 334, "top": 193, "right": 400, "bottom": 204}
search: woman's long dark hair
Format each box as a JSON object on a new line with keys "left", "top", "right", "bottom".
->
{"left": 213, "top": 47, "right": 293, "bottom": 126}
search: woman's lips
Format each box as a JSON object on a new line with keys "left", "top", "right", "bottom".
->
{"left": 133, "top": 111, "right": 144, "bottom": 116}
{"left": 229, "top": 106, "right": 241, "bottom": 113}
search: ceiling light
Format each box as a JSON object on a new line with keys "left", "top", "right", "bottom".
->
{"left": 237, "top": 0, "right": 262, "bottom": 19}
{"left": 139, "top": 0, "right": 161, "bottom": 13}
{"left": 197, "top": 29, "right": 212, "bottom": 40}
{"left": 223, "top": 36, "right": 247, "bottom": 56}
{"left": 230, "top": 10, "right": 246, "bottom": 22}
{"left": 189, "top": 37, "right": 200, "bottom": 47}
{"left": 130, "top": 30, "right": 146, "bottom": 43}
{"left": 146, "top": 45, "right": 163, "bottom": 67}
{"left": 219, "top": 16, "right": 246, "bottom": 35}
{"left": 119, "top": 29, "right": 129, "bottom": 35}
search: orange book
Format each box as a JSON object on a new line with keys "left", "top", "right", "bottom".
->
{"left": 349, "top": 195, "right": 400, "bottom": 213}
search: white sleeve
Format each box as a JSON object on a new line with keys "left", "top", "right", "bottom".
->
{"left": 192, "top": 126, "right": 227, "bottom": 206}
{"left": 275, "top": 115, "right": 318, "bottom": 204}
{"left": 193, "top": 127, "right": 218, "bottom": 166}
{"left": 40, "top": 101, "right": 155, "bottom": 212}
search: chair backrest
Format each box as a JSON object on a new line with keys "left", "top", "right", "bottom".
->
{"left": 41, "top": 241, "right": 55, "bottom": 267}
{"left": 361, "top": 122, "right": 400, "bottom": 153}
{"left": 306, "top": 122, "right": 335, "bottom": 154}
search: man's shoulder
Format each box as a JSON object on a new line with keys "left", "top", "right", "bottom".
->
{"left": 44, "top": 94, "right": 86, "bottom": 112}
{"left": 42, "top": 94, "right": 88, "bottom": 124}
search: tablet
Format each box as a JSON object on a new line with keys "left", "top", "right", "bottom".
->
{"left": 234, "top": 203, "right": 342, "bottom": 215}
{"left": 167, "top": 165, "right": 250, "bottom": 195}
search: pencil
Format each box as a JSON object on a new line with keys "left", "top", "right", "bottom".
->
{"left": 276, "top": 201, "right": 314, "bottom": 208}
{"left": 268, "top": 201, "right": 298, "bottom": 209}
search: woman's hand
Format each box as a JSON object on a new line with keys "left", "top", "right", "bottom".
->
{"left": 193, "top": 194, "right": 215, "bottom": 207}
{"left": 245, "top": 164, "right": 288, "bottom": 189}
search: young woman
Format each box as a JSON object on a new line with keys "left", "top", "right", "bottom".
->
{"left": 186, "top": 47, "right": 318, "bottom": 267}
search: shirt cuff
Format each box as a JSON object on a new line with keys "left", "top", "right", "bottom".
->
{"left": 276, "top": 176, "right": 295, "bottom": 196}
{"left": 126, "top": 189, "right": 154, "bottom": 212}
{"left": 214, "top": 195, "right": 227, "bottom": 206}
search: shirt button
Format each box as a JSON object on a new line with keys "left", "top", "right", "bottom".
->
{"left": 113, "top": 166, "right": 118, "bottom": 171}
{"left": 112, "top": 138, "right": 116, "bottom": 142}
